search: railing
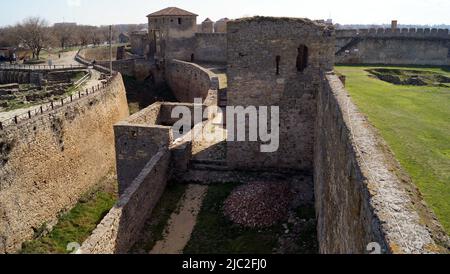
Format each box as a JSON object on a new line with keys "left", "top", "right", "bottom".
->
{"left": 73, "top": 70, "right": 92, "bottom": 89}
{"left": 0, "top": 48, "right": 120, "bottom": 131}
{"left": 0, "top": 73, "right": 118, "bottom": 131}
{"left": 0, "top": 63, "right": 87, "bottom": 70}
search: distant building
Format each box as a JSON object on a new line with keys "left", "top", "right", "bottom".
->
{"left": 119, "top": 33, "right": 130, "bottom": 44}
{"left": 130, "top": 29, "right": 149, "bottom": 56}
{"left": 201, "top": 18, "right": 214, "bottom": 33}
{"left": 53, "top": 22, "right": 77, "bottom": 28}
{"left": 391, "top": 20, "right": 398, "bottom": 30}
{"left": 147, "top": 7, "right": 198, "bottom": 61}
{"left": 214, "top": 18, "right": 230, "bottom": 33}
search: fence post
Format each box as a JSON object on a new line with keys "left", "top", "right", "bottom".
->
{"left": 78, "top": 90, "right": 81, "bottom": 98}
{"left": 51, "top": 101, "right": 54, "bottom": 110}
{"left": 14, "top": 116, "right": 18, "bottom": 124}
{"left": 28, "top": 111, "right": 31, "bottom": 119}
{"left": 70, "top": 95, "right": 73, "bottom": 102}
{"left": 40, "top": 106, "right": 43, "bottom": 114}
{"left": 0, "top": 122, "right": 3, "bottom": 130}
{"left": 61, "top": 98, "right": 64, "bottom": 106}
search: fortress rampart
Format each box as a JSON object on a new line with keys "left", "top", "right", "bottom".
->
{"left": 165, "top": 59, "right": 219, "bottom": 103}
{"left": 315, "top": 73, "right": 449, "bottom": 253}
{"left": 0, "top": 72, "right": 129, "bottom": 253}
{"left": 335, "top": 28, "right": 450, "bottom": 65}
{"left": 336, "top": 28, "right": 450, "bottom": 39}
{"left": 194, "top": 33, "right": 227, "bottom": 63}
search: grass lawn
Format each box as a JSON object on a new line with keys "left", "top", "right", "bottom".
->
{"left": 20, "top": 179, "right": 118, "bottom": 254}
{"left": 335, "top": 65, "right": 450, "bottom": 234}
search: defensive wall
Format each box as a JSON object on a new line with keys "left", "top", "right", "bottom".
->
{"left": 315, "top": 73, "right": 449, "bottom": 254}
{"left": 0, "top": 70, "right": 129, "bottom": 253}
{"left": 335, "top": 28, "right": 450, "bottom": 65}
{"left": 75, "top": 16, "right": 450, "bottom": 254}
{"left": 79, "top": 101, "right": 201, "bottom": 253}
{"left": 165, "top": 59, "right": 219, "bottom": 103}
{"left": 194, "top": 33, "right": 227, "bottom": 64}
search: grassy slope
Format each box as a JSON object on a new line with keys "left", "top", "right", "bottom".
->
{"left": 20, "top": 190, "right": 117, "bottom": 254}
{"left": 335, "top": 65, "right": 450, "bottom": 234}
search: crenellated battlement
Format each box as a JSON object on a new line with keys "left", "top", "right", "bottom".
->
{"left": 336, "top": 28, "right": 450, "bottom": 40}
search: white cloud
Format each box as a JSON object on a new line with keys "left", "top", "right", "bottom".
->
{"left": 67, "top": 0, "right": 82, "bottom": 8}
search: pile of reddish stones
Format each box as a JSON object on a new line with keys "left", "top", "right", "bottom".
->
{"left": 223, "top": 182, "right": 292, "bottom": 228}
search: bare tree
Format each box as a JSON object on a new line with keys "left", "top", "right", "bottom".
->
{"left": 0, "top": 26, "right": 19, "bottom": 47}
{"left": 53, "top": 23, "right": 76, "bottom": 49}
{"left": 75, "top": 25, "right": 92, "bottom": 47}
{"left": 16, "top": 17, "right": 51, "bottom": 59}
{"left": 87, "top": 26, "right": 102, "bottom": 46}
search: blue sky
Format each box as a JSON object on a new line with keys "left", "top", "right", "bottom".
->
{"left": 1, "top": 0, "right": 449, "bottom": 27}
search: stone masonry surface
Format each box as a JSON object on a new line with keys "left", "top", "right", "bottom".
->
{"left": 314, "top": 73, "right": 449, "bottom": 253}
{"left": 79, "top": 148, "right": 170, "bottom": 254}
{"left": 0, "top": 73, "right": 129, "bottom": 253}
{"left": 226, "top": 17, "right": 335, "bottom": 171}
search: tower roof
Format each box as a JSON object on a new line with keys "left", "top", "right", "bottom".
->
{"left": 203, "top": 18, "right": 213, "bottom": 23}
{"left": 147, "top": 7, "right": 198, "bottom": 17}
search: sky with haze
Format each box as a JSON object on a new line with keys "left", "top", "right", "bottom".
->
{"left": 0, "top": 0, "right": 449, "bottom": 27}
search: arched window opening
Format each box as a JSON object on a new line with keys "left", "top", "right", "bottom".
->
{"left": 178, "top": 18, "right": 182, "bottom": 25}
{"left": 296, "top": 45, "right": 308, "bottom": 72}
{"left": 191, "top": 53, "right": 195, "bottom": 62}
{"left": 276, "top": 55, "right": 281, "bottom": 75}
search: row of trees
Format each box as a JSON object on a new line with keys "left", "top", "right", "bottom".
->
{"left": 0, "top": 17, "right": 141, "bottom": 60}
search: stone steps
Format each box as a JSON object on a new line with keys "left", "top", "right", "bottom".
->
{"left": 189, "top": 159, "right": 230, "bottom": 171}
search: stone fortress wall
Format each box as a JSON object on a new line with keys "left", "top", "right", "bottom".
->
{"left": 77, "top": 14, "right": 450, "bottom": 254}
{"left": 315, "top": 73, "right": 449, "bottom": 254}
{"left": 0, "top": 70, "right": 129, "bottom": 253}
{"left": 194, "top": 33, "right": 227, "bottom": 63}
{"left": 226, "top": 17, "right": 335, "bottom": 171}
{"left": 165, "top": 59, "right": 219, "bottom": 103}
{"left": 80, "top": 101, "right": 197, "bottom": 253}
{"left": 335, "top": 28, "right": 450, "bottom": 65}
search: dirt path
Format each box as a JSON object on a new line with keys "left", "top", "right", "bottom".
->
{"left": 150, "top": 184, "right": 208, "bottom": 254}
{"left": 0, "top": 50, "right": 103, "bottom": 122}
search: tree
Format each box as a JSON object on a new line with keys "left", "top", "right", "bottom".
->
{"left": 75, "top": 25, "right": 92, "bottom": 47}
{"left": 87, "top": 26, "right": 102, "bottom": 46}
{"left": 16, "top": 17, "right": 51, "bottom": 59}
{"left": 0, "top": 26, "right": 19, "bottom": 47}
{"left": 53, "top": 23, "right": 76, "bottom": 49}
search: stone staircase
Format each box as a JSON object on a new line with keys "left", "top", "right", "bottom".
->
{"left": 189, "top": 159, "right": 230, "bottom": 171}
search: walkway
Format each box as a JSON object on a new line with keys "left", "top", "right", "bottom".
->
{"left": 150, "top": 184, "right": 208, "bottom": 254}
{"left": 0, "top": 50, "right": 104, "bottom": 123}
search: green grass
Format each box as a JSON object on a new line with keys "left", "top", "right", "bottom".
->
{"left": 20, "top": 190, "right": 117, "bottom": 254}
{"left": 184, "top": 183, "right": 278, "bottom": 254}
{"left": 183, "top": 183, "right": 318, "bottom": 254}
{"left": 335, "top": 65, "right": 450, "bottom": 234}
{"left": 130, "top": 183, "right": 188, "bottom": 253}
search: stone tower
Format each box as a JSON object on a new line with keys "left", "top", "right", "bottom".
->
{"left": 214, "top": 18, "right": 230, "bottom": 33}
{"left": 226, "top": 17, "right": 335, "bottom": 170}
{"left": 201, "top": 18, "right": 214, "bottom": 33}
{"left": 147, "top": 7, "right": 198, "bottom": 62}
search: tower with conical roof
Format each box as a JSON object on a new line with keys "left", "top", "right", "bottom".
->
{"left": 201, "top": 18, "right": 214, "bottom": 33}
{"left": 147, "top": 7, "right": 198, "bottom": 62}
